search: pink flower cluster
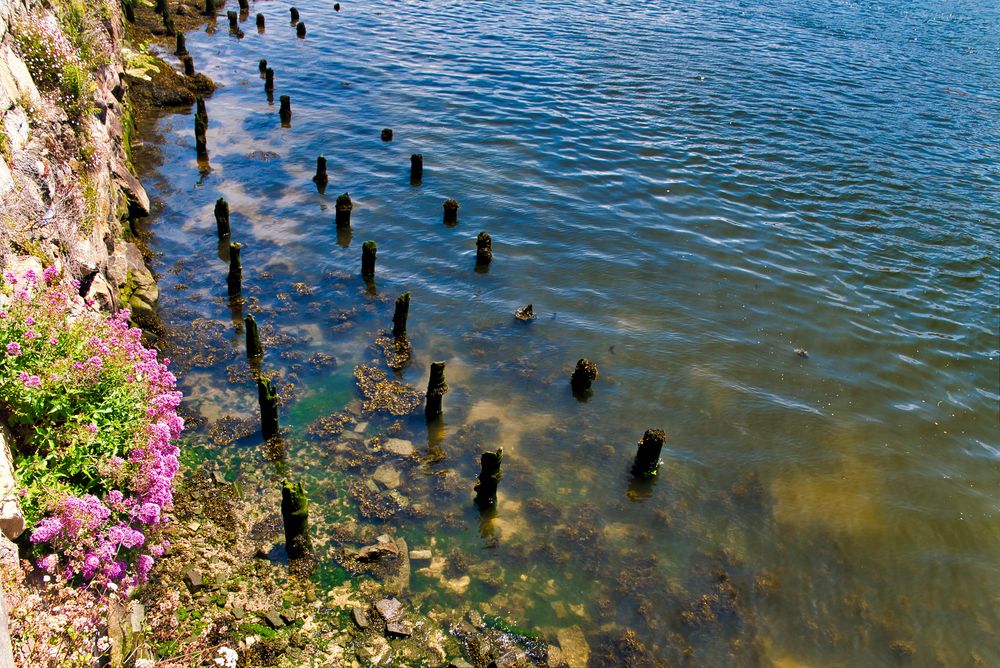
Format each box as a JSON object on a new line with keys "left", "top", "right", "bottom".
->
{"left": 0, "top": 269, "right": 184, "bottom": 586}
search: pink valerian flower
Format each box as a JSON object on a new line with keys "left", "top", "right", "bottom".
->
{"left": 85, "top": 422, "right": 99, "bottom": 434}
{"left": 43, "top": 266, "right": 58, "bottom": 283}
{"left": 23, "top": 329, "right": 38, "bottom": 340}
{"left": 24, "top": 316, "right": 35, "bottom": 325}
{"left": 2, "top": 271, "right": 16, "bottom": 284}
{"left": 18, "top": 372, "right": 41, "bottom": 389}
{"left": 5, "top": 341, "right": 21, "bottom": 356}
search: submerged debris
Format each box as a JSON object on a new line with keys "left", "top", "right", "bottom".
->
{"left": 374, "top": 333, "right": 412, "bottom": 370}
{"left": 305, "top": 411, "right": 352, "bottom": 439}
{"left": 514, "top": 304, "right": 536, "bottom": 321}
{"left": 354, "top": 365, "right": 422, "bottom": 415}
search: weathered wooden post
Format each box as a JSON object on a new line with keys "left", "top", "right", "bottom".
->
{"left": 227, "top": 10, "right": 238, "bottom": 29}
{"left": 476, "top": 232, "right": 492, "bottom": 266}
{"left": 175, "top": 32, "right": 187, "bottom": 56}
{"left": 289, "top": 6, "right": 299, "bottom": 22}
{"left": 256, "top": 12, "right": 265, "bottom": 30}
{"left": 281, "top": 481, "right": 311, "bottom": 560}
{"left": 424, "top": 361, "right": 448, "bottom": 419}
{"left": 443, "top": 199, "right": 459, "bottom": 225}
{"left": 194, "top": 114, "right": 208, "bottom": 159}
{"left": 196, "top": 97, "right": 208, "bottom": 123}
{"left": 570, "top": 358, "right": 598, "bottom": 395}
{"left": 227, "top": 242, "right": 242, "bottom": 298}
{"left": 392, "top": 292, "right": 410, "bottom": 338}
{"left": 474, "top": 448, "right": 503, "bottom": 508}
{"left": 202, "top": 0, "right": 214, "bottom": 17}
{"left": 258, "top": 58, "right": 267, "bottom": 75}
{"left": 257, "top": 376, "right": 279, "bottom": 440}
{"left": 238, "top": 0, "right": 248, "bottom": 10}
{"left": 296, "top": 21, "right": 306, "bottom": 37}
{"left": 162, "top": 10, "right": 176, "bottom": 36}
{"left": 245, "top": 314, "right": 263, "bottom": 359}
{"left": 632, "top": 429, "right": 665, "bottom": 478}
{"left": 361, "top": 240, "right": 377, "bottom": 278}
{"left": 410, "top": 153, "right": 423, "bottom": 185}
{"left": 264, "top": 67, "right": 274, "bottom": 92}
{"left": 334, "top": 2, "right": 340, "bottom": 10}
{"left": 279, "top": 95, "right": 292, "bottom": 124}
{"left": 181, "top": 55, "right": 195, "bottom": 77}
{"left": 214, "top": 197, "right": 230, "bottom": 238}
{"left": 336, "top": 192, "right": 353, "bottom": 227}
{"left": 381, "top": 128, "right": 393, "bottom": 142}
{"left": 313, "top": 156, "right": 328, "bottom": 186}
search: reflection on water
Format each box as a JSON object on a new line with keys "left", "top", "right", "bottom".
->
{"left": 136, "top": 0, "right": 1000, "bottom": 664}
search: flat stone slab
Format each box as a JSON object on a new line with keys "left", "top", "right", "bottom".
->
{"left": 351, "top": 605, "right": 369, "bottom": 629}
{"left": 375, "top": 597, "right": 403, "bottom": 624}
{"left": 384, "top": 438, "right": 415, "bottom": 457}
{"left": 385, "top": 620, "right": 413, "bottom": 638}
{"left": 263, "top": 610, "right": 286, "bottom": 629}
{"left": 409, "top": 549, "right": 432, "bottom": 563}
{"left": 556, "top": 626, "right": 590, "bottom": 668}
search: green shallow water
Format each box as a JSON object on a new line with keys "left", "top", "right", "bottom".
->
{"left": 135, "top": 0, "right": 1000, "bottom": 664}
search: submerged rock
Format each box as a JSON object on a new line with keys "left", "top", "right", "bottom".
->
{"left": 354, "top": 365, "right": 422, "bottom": 415}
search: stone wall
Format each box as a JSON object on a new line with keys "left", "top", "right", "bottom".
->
{"left": 0, "top": 0, "right": 157, "bottom": 318}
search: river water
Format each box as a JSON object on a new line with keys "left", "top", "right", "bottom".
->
{"left": 135, "top": 0, "right": 1000, "bottom": 665}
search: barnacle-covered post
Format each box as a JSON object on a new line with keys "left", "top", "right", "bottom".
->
{"left": 227, "top": 10, "right": 238, "bottom": 29}
{"left": 202, "top": 0, "right": 214, "bottom": 17}
{"left": 226, "top": 242, "right": 242, "bottom": 298}
{"left": 424, "top": 361, "right": 448, "bottom": 420}
{"left": 410, "top": 154, "right": 423, "bottom": 185}
{"left": 214, "top": 197, "right": 230, "bottom": 239}
{"left": 289, "top": 6, "right": 299, "bottom": 22}
{"left": 194, "top": 114, "right": 208, "bottom": 159}
{"left": 392, "top": 292, "right": 410, "bottom": 338}
{"left": 245, "top": 314, "right": 263, "bottom": 360}
{"left": 476, "top": 232, "right": 492, "bottom": 267}
{"left": 281, "top": 481, "right": 311, "bottom": 560}
{"left": 361, "top": 241, "right": 377, "bottom": 279}
{"left": 632, "top": 429, "right": 666, "bottom": 478}
{"left": 257, "top": 376, "right": 279, "bottom": 440}
{"left": 175, "top": 33, "right": 187, "bottom": 56}
{"left": 258, "top": 58, "right": 267, "bottom": 75}
{"left": 336, "top": 192, "right": 353, "bottom": 227}
{"left": 279, "top": 95, "right": 292, "bottom": 124}
{"left": 313, "top": 156, "right": 328, "bottom": 187}
{"left": 196, "top": 97, "right": 208, "bottom": 124}
{"left": 570, "top": 358, "right": 598, "bottom": 396}
{"left": 442, "top": 199, "right": 459, "bottom": 226}
{"left": 474, "top": 448, "right": 503, "bottom": 509}
{"left": 256, "top": 12, "right": 265, "bottom": 30}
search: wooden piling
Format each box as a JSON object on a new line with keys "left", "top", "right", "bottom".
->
{"left": 296, "top": 21, "right": 306, "bottom": 37}
{"left": 443, "top": 199, "right": 459, "bottom": 225}
{"left": 392, "top": 292, "right": 410, "bottom": 338}
{"left": 227, "top": 9, "right": 237, "bottom": 29}
{"left": 259, "top": 58, "right": 267, "bottom": 74}
{"left": 226, "top": 242, "right": 242, "bottom": 298}
{"left": 281, "top": 481, "right": 311, "bottom": 560}
{"left": 313, "top": 156, "right": 328, "bottom": 186}
{"left": 424, "top": 361, "right": 448, "bottom": 419}
{"left": 279, "top": 95, "right": 291, "bottom": 123}
{"left": 476, "top": 232, "right": 492, "bottom": 266}
{"left": 361, "top": 240, "right": 377, "bottom": 278}
{"left": 336, "top": 192, "right": 353, "bottom": 227}
{"left": 289, "top": 6, "right": 299, "bottom": 22}
{"left": 196, "top": 97, "right": 208, "bottom": 123}
{"left": 264, "top": 67, "right": 274, "bottom": 92}
{"left": 214, "top": 197, "right": 230, "bottom": 238}
{"left": 381, "top": 128, "right": 393, "bottom": 142}
{"left": 257, "top": 376, "right": 279, "bottom": 440}
{"left": 474, "top": 448, "right": 503, "bottom": 509}
{"left": 181, "top": 55, "right": 195, "bottom": 77}
{"left": 174, "top": 32, "right": 187, "bottom": 56}
{"left": 631, "top": 429, "right": 666, "bottom": 478}
{"left": 238, "top": 0, "right": 248, "bottom": 9}
{"left": 256, "top": 12, "right": 265, "bottom": 29}
{"left": 334, "top": 2, "right": 340, "bottom": 10}
{"left": 245, "top": 314, "right": 263, "bottom": 359}
{"left": 202, "top": 0, "right": 214, "bottom": 17}
{"left": 570, "top": 358, "right": 598, "bottom": 395}
{"left": 194, "top": 114, "right": 208, "bottom": 159}
{"left": 410, "top": 153, "right": 423, "bottom": 185}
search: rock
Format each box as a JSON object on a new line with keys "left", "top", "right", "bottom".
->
{"left": 129, "top": 603, "right": 145, "bottom": 634}
{"left": 385, "top": 620, "right": 412, "bottom": 638}
{"left": 385, "top": 537, "right": 410, "bottom": 596}
{"left": 354, "top": 421, "right": 368, "bottom": 433}
{"left": 351, "top": 606, "right": 369, "bottom": 629}
{"left": 375, "top": 598, "right": 404, "bottom": 624}
{"left": 491, "top": 649, "right": 530, "bottom": 667}
{"left": 213, "top": 471, "right": 227, "bottom": 485}
{"left": 372, "top": 464, "right": 401, "bottom": 489}
{"left": 0, "top": 422, "right": 25, "bottom": 539}
{"left": 279, "top": 610, "right": 297, "bottom": 625}
{"left": 355, "top": 538, "right": 398, "bottom": 562}
{"left": 556, "top": 626, "right": 590, "bottom": 668}
{"left": 546, "top": 644, "right": 567, "bottom": 668}
{"left": 232, "top": 606, "right": 245, "bottom": 620}
{"left": 384, "top": 438, "right": 415, "bottom": 457}
{"left": 449, "top": 660, "right": 474, "bottom": 668}
{"left": 409, "top": 549, "right": 432, "bottom": 563}
{"left": 263, "top": 610, "right": 286, "bottom": 629}
{"left": 184, "top": 568, "right": 204, "bottom": 593}
{"left": 0, "top": 535, "right": 17, "bottom": 568}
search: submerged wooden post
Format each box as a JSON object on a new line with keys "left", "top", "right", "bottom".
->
{"left": 632, "top": 429, "right": 665, "bottom": 479}
{"left": 336, "top": 192, "right": 353, "bottom": 227}
{"left": 174, "top": 32, "right": 187, "bottom": 56}
{"left": 570, "top": 358, "right": 598, "bottom": 395}
{"left": 238, "top": 0, "right": 248, "bottom": 10}
{"left": 258, "top": 58, "right": 267, "bottom": 74}
{"left": 313, "top": 156, "right": 328, "bottom": 186}
{"left": 194, "top": 114, "right": 208, "bottom": 159}
{"left": 476, "top": 232, "right": 492, "bottom": 266}
{"left": 424, "top": 361, "right": 448, "bottom": 419}
{"left": 410, "top": 153, "right": 423, "bottom": 185}
{"left": 196, "top": 97, "right": 208, "bottom": 123}
{"left": 202, "top": 0, "right": 214, "bottom": 17}
{"left": 257, "top": 376, "right": 279, "bottom": 440}
{"left": 289, "top": 6, "right": 299, "bottom": 22}
{"left": 296, "top": 21, "right": 306, "bottom": 37}
{"left": 227, "top": 10, "right": 237, "bottom": 29}
{"left": 214, "top": 197, "right": 230, "bottom": 238}
{"left": 264, "top": 67, "right": 274, "bottom": 92}
{"left": 361, "top": 240, "right": 377, "bottom": 278}
{"left": 279, "top": 95, "right": 292, "bottom": 124}
{"left": 256, "top": 12, "right": 265, "bottom": 29}
{"left": 281, "top": 481, "right": 311, "bottom": 560}
{"left": 245, "top": 314, "right": 263, "bottom": 359}
{"left": 380, "top": 128, "right": 393, "bottom": 142}
{"left": 181, "top": 55, "right": 195, "bottom": 77}
{"left": 474, "top": 448, "right": 503, "bottom": 509}
{"left": 227, "top": 242, "right": 242, "bottom": 298}
{"left": 443, "top": 199, "right": 459, "bottom": 225}
{"left": 392, "top": 292, "right": 410, "bottom": 338}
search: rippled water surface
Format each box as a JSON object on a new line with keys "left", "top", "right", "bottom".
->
{"left": 136, "top": 0, "right": 1000, "bottom": 664}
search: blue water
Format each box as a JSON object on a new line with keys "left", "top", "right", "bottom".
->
{"left": 138, "top": 0, "right": 1000, "bottom": 664}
